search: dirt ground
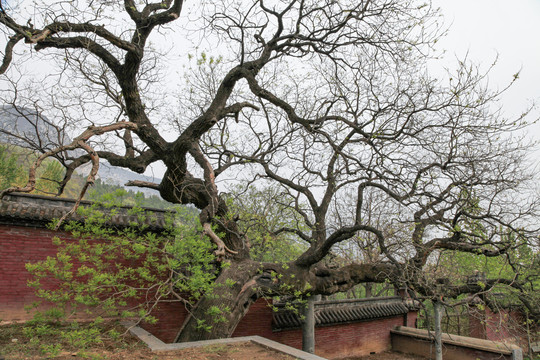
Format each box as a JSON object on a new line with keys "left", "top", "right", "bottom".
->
{"left": 1, "top": 344, "right": 428, "bottom": 360}
{"left": 348, "top": 351, "right": 427, "bottom": 360}
{"left": 0, "top": 322, "right": 295, "bottom": 360}
{"left": 1, "top": 321, "right": 425, "bottom": 360}
{"left": 1, "top": 341, "right": 296, "bottom": 360}
{"left": 153, "top": 342, "right": 296, "bottom": 360}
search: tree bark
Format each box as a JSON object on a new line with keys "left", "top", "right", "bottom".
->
{"left": 174, "top": 260, "right": 260, "bottom": 342}
{"left": 365, "top": 283, "right": 373, "bottom": 298}
{"left": 433, "top": 300, "right": 443, "bottom": 360}
{"left": 174, "top": 260, "right": 395, "bottom": 342}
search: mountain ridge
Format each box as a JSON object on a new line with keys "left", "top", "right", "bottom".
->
{"left": 0, "top": 105, "right": 162, "bottom": 196}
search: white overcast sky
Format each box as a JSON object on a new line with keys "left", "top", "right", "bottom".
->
{"left": 143, "top": 0, "right": 540, "bottom": 178}
{"left": 2, "top": 0, "right": 539, "bottom": 177}
{"left": 432, "top": 0, "right": 540, "bottom": 146}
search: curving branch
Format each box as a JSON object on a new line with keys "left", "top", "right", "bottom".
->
{"left": 43, "top": 22, "right": 138, "bottom": 53}
{"left": 202, "top": 222, "right": 238, "bottom": 260}
{"left": 308, "top": 262, "right": 398, "bottom": 295}
{"left": 0, "top": 33, "right": 22, "bottom": 74}
{"left": 53, "top": 139, "right": 100, "bottom": 229}
{"left": 125, "top": 180, "right": 160, "bottom": 191}
{"left": 146, "top": 0, "right": 184, "bottom": 26}
{"left": 0, "top": 122, "right": 139, "bottom": 224}
{"left": 188, "top": 143, "right": 240, "bottom": 259}
{"left": 124, "top": 0, "right": 142, "bottom": 23}
{"left": 271, "top": 227, "right": 312, "bottom": 243}
{"left": 0, "top": 14, "right": 122, "bottom": 73}
{"left": 98, "top": 149, "right": 158, "bottom": 174}
{"left": 34, "top": 36, "right": 121, "bottom": 74}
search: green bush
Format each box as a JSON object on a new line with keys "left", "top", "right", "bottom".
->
{"left": 24, "top": 192, "right": 218, "bottom": 338}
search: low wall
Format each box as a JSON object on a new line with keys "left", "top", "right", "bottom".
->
{"left": 469, "top": 307, "right": 528, "bottom": 351}
{"left": 250, "top": 309, "right": 412, "bottom": 359}
{"left": 139, "top": 298, "right": 414, "bottom": 359}
{"left": 0, "top": 193, "right": 419, "bottom": 360}
{"left": 391, "top": 326, "right": 523, "bottom": 360}
{"left": 0, "top": 225, "right": 73, "bottom": 322}
{"left": 0, "top": 224, "right": 162, "bottom": 324}
{"left": 0, "top": 222, "right": 415, "bottom": 359}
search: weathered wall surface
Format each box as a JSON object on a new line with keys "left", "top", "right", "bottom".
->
{"left": 143, "top": 298, "right": 416, "bottom": 359}
{"left": 0, "top": 225, "right": 70, "bottom": 322}
{"left": 469, "top": 307, "right": 528, "bottom": 351}
{"left": 391, "top": 326, "right": 521, "bottom": 360}
{"left": 0, "top": 223, "right": 418, "bottom": 359}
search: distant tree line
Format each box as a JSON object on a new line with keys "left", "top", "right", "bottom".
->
{"left": 0, "top": 144, "right": 174, "bottom": 209}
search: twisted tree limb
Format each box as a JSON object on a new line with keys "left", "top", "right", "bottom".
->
{"left": 0, "top": 122, "right": 139, "bottom": 227}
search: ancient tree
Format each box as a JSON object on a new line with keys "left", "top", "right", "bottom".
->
{"left": 1, "top": 0, "right": 538, "bottom": 341}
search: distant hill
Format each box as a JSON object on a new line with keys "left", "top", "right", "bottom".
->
{"left": 0, "top": 105, "right": 68, "bottom": 149}
{"left": 0, "top": 105, "right": 163, "bottom": 197}
{"left": 78, "top": 160, "right": 162, "bottom": 197}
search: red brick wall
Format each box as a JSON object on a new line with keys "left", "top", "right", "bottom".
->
{"left": 233, "top": 299, "right": 418, "bottom": 359}
{"left": 138, "top": 298, "right": 280, "bottom": 345}
{"left": 469, "top": 307, "right": 526, "bottom": 350}
{"left": 469, "top": 308, "right": 486, "bottom": 339}
{"left": 0, "top": 224, "right": 192, "bottom": 338}
{"left": 0, "top": 224, "right": 181, "bottom": 322}
{"left": 0, "top": 225, "right": 72, "bottom": 322}
{"left": 232, "top": 298, "right": 275, "bottom": 338}
{"left": 484, "top": 308, "right": 524, "bottom": 344}
{"left": 406, "top": 310, "right": 418, "bottom": 328}
{"left": 1, "top": 223, "right": 419, "bottom": 359}
{"left": 144, "top": 297, "right": 415, "bottom": 359}
{"left": 392, "top": 332, "right": 515, "bottom": 360}
{"left": 139, "top": 302, "right": 188, "bottom": 343}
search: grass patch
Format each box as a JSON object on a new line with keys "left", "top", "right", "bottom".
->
{"left": 0, "top": 319, "right": 145, "bottom": 359}
{"left": 202, "top": 343, "right": 242, "bottom": 354}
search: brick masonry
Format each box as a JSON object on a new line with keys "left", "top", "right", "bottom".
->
{"left": 235, "top": 299, "right": 418, "bottom": 359}
{"left": 138, "top": 298, "right": 418, "bottom": 359}
{"left": 0, "top": 225, "right": 71, "bottom": 321}
{"left": 391, "top": 326, "right": 521, "bottom": 360}
{"left": 1, "top": 223, "right": 418, "bottom": 359}
{"left": 469, "top": 307, "right": 528, "bottom": 351}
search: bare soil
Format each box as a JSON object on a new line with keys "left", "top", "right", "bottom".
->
{"left": 347, "top": 351, "right": 428, "bottom": 360}
{"left": 1, "top": 343, "right": 295, "bottom": 360}
{"left": 1, "top": 321, "right": 427, "bottom": 360}
{"left": 153, "top": 342, "right": 296, "bottom": 360}
{"left": 0, "top": 322, "right": 295, "bottom": 360}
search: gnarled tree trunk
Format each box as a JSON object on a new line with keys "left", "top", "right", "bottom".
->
{"left": 174, "top": 260, "right": 261, "bottom": 342}
{"left": 174, "top": 259, "right": 396, "bottom": 342}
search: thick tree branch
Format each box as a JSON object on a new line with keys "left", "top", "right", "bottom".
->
{"left": 125, "top": 180, "right": 160, "bottom": 191}
{"left": 34, "top": 36, "right": 122, "bottom": 74}
{"left": 202, "top": 222, "right": 238, "bottom": 260}
{"left": 271, "top": 227, "right": 312, "bottom": 243}
{"left": 0, "top": 33, "right": 22, "bottom": 74}
{"left": 37, "top": 22, "right": 138, "bottom": 53}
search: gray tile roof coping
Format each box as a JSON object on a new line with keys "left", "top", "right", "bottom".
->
{"left": 0, "top": 192, "right": 173, "bottom": 231}
{"left": 272, "top": 296, "right": 411, "bottom": 331}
